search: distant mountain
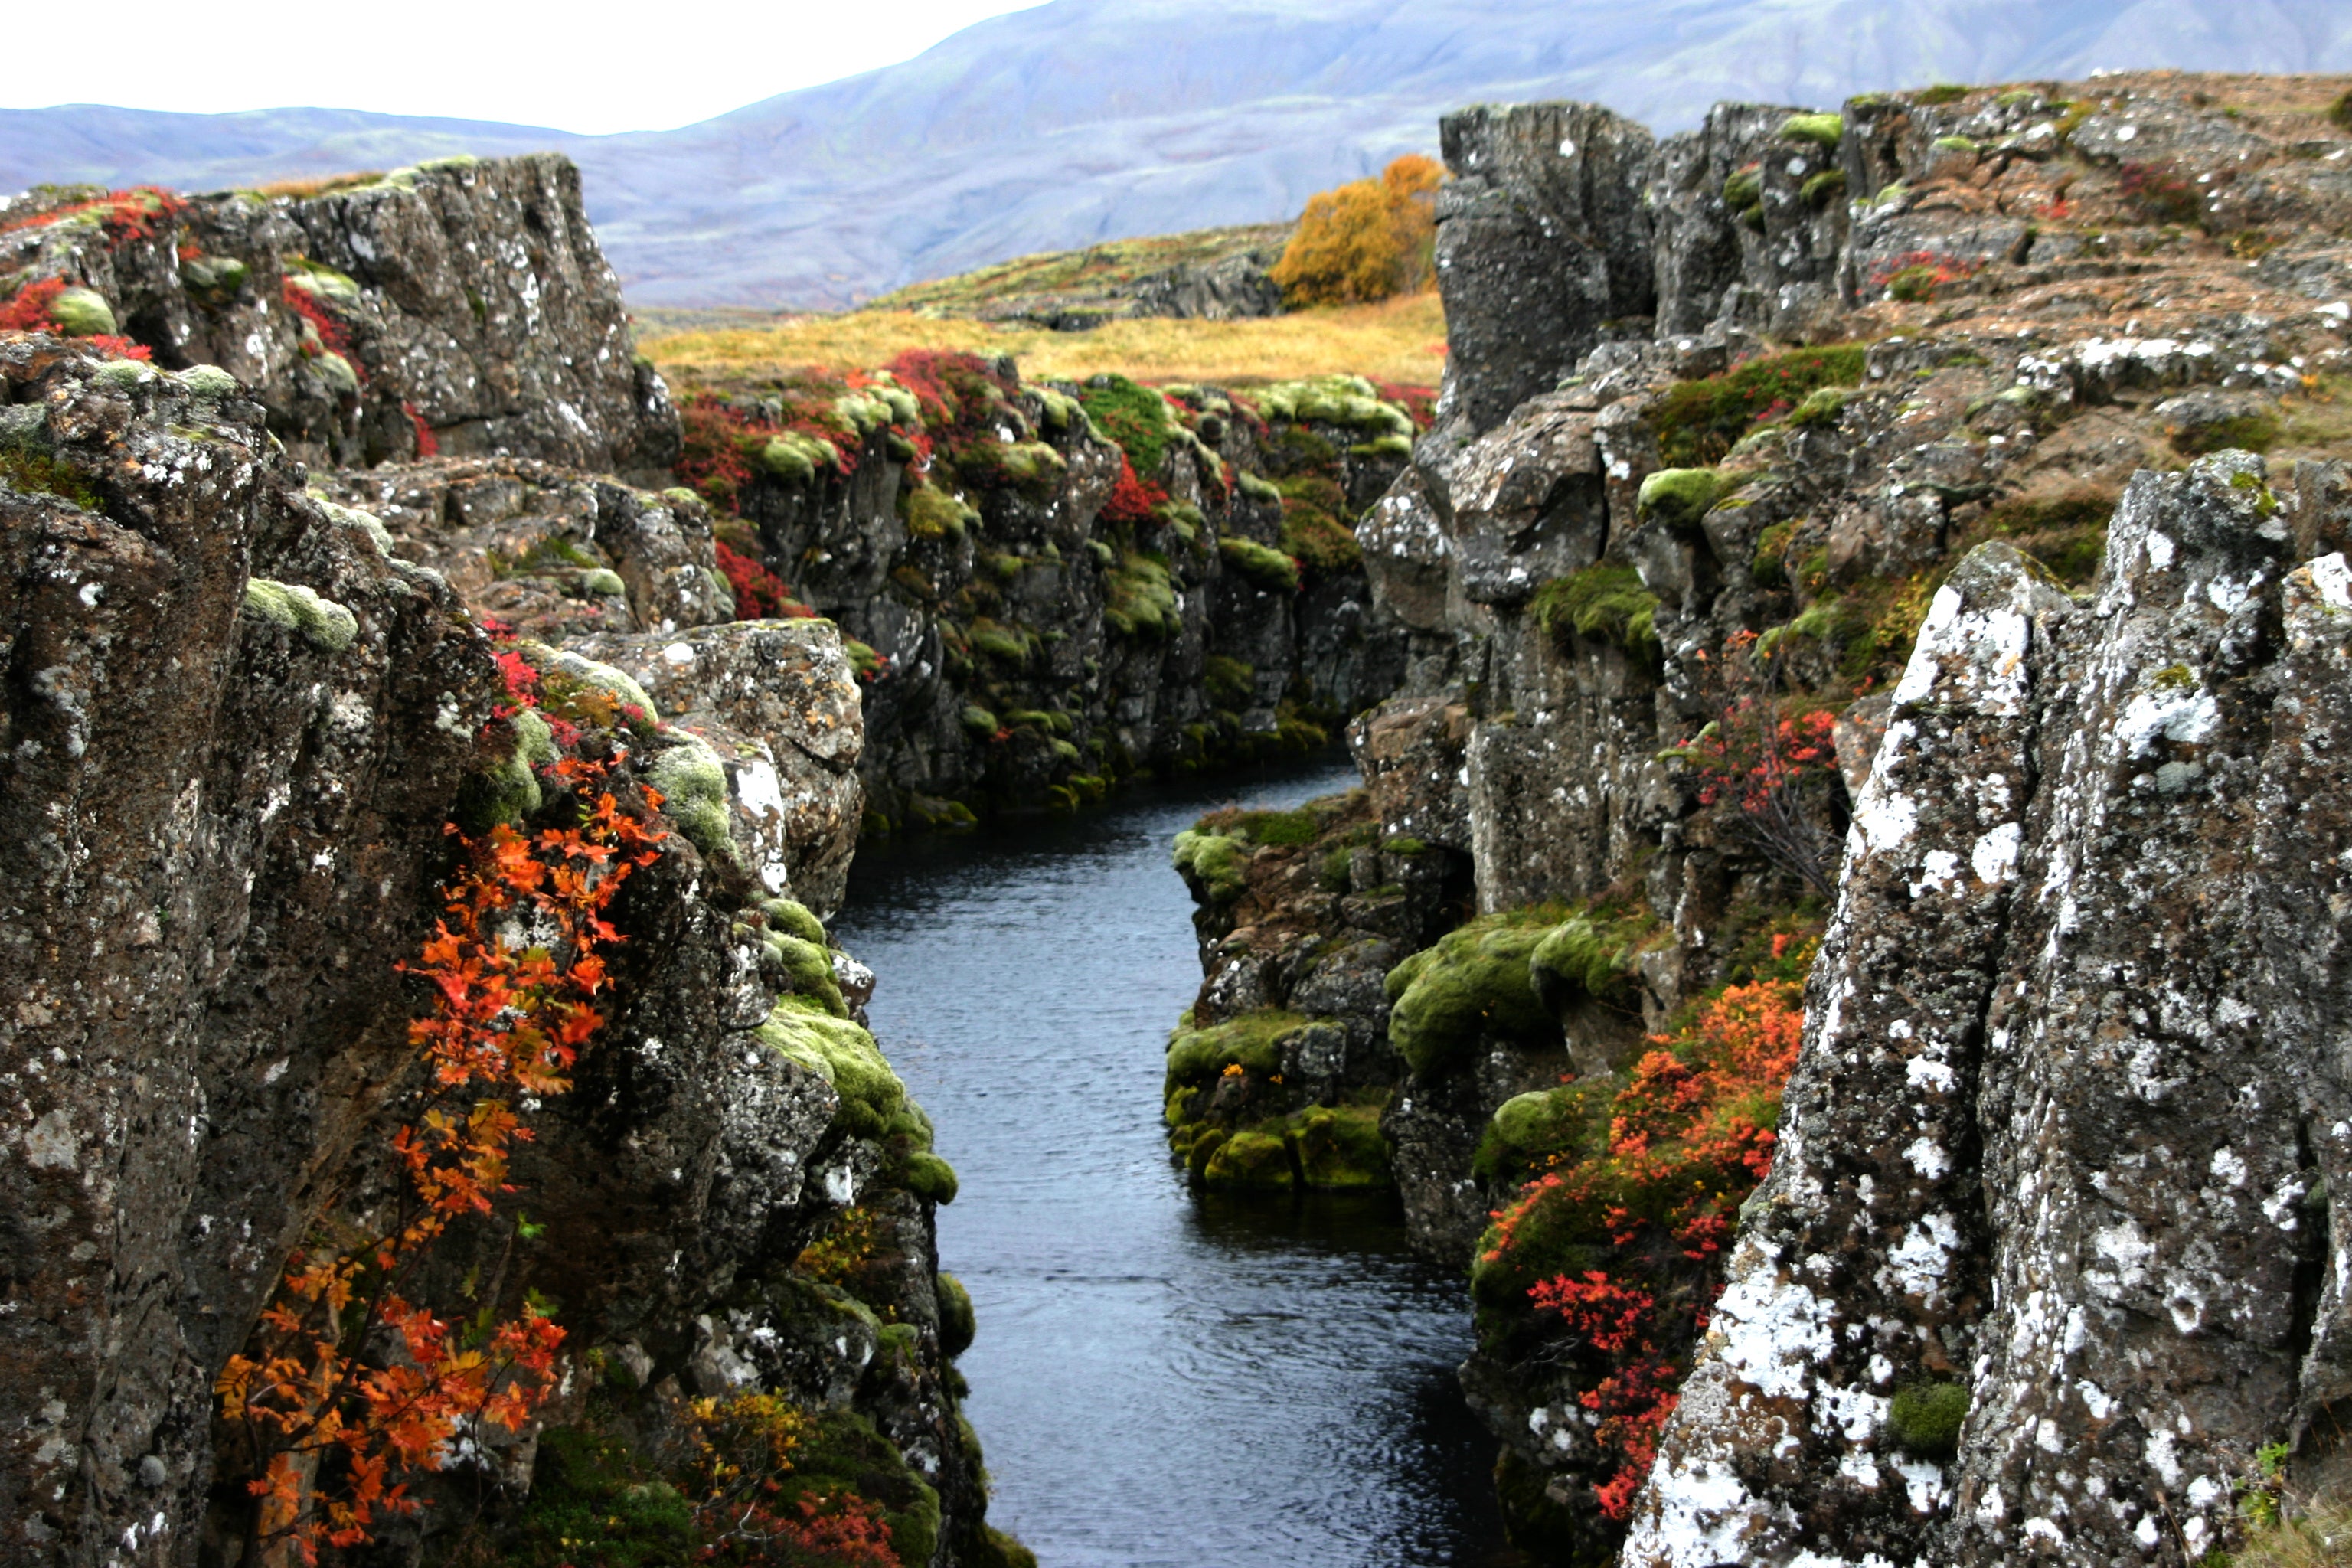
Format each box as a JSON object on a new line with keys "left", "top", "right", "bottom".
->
{"left": 7, "top": 0, "right": 2349, "bottom": 307}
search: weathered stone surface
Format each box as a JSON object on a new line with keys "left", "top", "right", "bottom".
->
{"left": 1435, "top": 102, "right": 1657, "bottom": 433}
{"left": 572, "top": 619, "right": 867, "bottom": 915}
{"left": 0, "top": 155, "right": 677, "bottom": 475}
{"left": 1625, "top": 456, "right": 2352, "bottom": 1565}
{"left": 0, "top": 337, "right": 492, "bottom": 1560}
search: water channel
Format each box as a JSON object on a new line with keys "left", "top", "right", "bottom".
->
{"left": 829, "top": 756, "right": 1514, "bottom": 1568}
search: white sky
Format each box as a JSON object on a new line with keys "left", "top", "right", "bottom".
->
{"left": 9, "top": 0, "right": 1050, "bottom": 135}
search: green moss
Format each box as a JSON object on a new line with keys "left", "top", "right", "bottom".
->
{"left": 1472, "top": 1083, "right": 1610, "bottom": 1182}
{"left": 758, "top": 430, "right": 836, "bottom": 484}
{"left": 1171, "top": 830, "right": 1249, "bottom": 900}
{"left": 759, "top": 997, "right": 907, "bottom": 1139}
{"left": 1105, "top": 553, "right": 1178, "bottom": 639}
{"left": 903, "top": 483, "right": 977, "bottom": 539}
{"left": 284, "top": 255, "right": 361, "bottom": 304}
{"left": 769, "top": 932, "right": 848, "bottom": 1017}
{"left": 48, "top": 286, "right": 118, "bottom": 337}
{"left": 505, "top": 1427, "right": 694, "bottom": 1567}
{"left": 466, "top": 708, "right": 557, "bottom": 828}
{"left": 1529, "top": 908, "right": 1658, "bottom": 1002}
{"left": 1721, "top": 164, "right": 1763, "bottom": 214}
{"left": 1889, "top": 1381, "right": 1971, "bottom": 1459}
{"left": 900, "top": 1151, "right": 959, "bottom": 1204}
{"left": 1779, "top": 112, "right": 1844, "bottom": 148}
{"left": 1655, "top": 345, "right": 1867, "bottom": 466}
{"left": 1279, "top": 503, "right": 1363, "bottom": 576}
{"left": 1078, "top": 373, "right": 1179, "bottom": 480}
{"left": 1915, "top": 83, "right": 1971, "bottom": 105}
{"left": 1219, "top": 536, "right": 1302, "bottom": 593}
{"left": 1799, "top": 168, "right": 1848, "bottom": 208}
{"left": 2171, "top": 410, "right": 2282, "bottom": 456}
{"left": 955, "top": 437, "right": 1067, "bottom": 498}
{"left": 1204, "top": 655, "right": 1255, "bottom": 706}
{"left": 1202, "top": 1128, "right": 1294, "bottom": 1191}
{"left": 1229, "top": 808, "right": 1318, "bottom": 847}
{"left": 1384, "top": 911, "right": 1560, "bottom": 1076}
{"left": 1165, "top": 1009, "right": 1309, "bottom": 1082}
{"left": 2333, "top": 90, "right": 2352, "bottom": 132}
{"left": 1236, "top": 469, "right": 1281, "bottom": 504}
{"left": 580, "top": 567, "right": 626, "bottom": 597}
{"left": 537, "top": 647, "right": 660, "bottom": 723}
{"left": 1530, "top": 561, "right": 1661, "bottom": 651}
{"left": 1788, "top": 385, "right": 1857, "bottom": 429}
{"left": 960, "top": 705, "right": 999, "bottom": 736}
{"left": 240, "top": 578, "right": 358, "bottom": 652}
{"left": 1257, "top": 374, "right": 1414, "bottom": 436}
{"left": 1289, "top": 1102, "right": 1390, "bottom": 1188}
{"left": 0, "top": 446, "right": 99, "bottom": 509}
{"left": 647, "top": 739, "right": 734, "bottom": 864}
{"left": 968, "top": 1525, "right": 1038, "bottom": 1568}
{"left": 761, "top": 896, "right": 827, "bottom": 945}
{"left": 935, "top": 1271, "right": 976, "bottom": 1358}
{"left": 967, "top": 618, "right": 1033, "bottom": 663}
{"left": 1637, "top": 467, "right": 1732, "bottom": 531}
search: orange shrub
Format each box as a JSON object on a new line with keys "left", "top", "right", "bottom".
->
{"left": 1272, "top": 155, "right": 1443, "bottom": 309}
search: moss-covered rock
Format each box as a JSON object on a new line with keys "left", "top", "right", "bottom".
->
{"left": 1171, "top": 829, "right": 1250, "bottom": 901}
{"left": 1472, "top": 1081, "right": 1610, "bottom": 1182}
{"left": 1165, "top": 1009, "right": 1309, "bottom": 1082}
{"left": 1636, "top": 467, "right": 1732, "bottom": 531}
{"left": 900, "top": 1150, "right": 960, "bottom": 1204}
{"left": 1384, "top": 911, "right": 1560, "bottom": 1075}
{"left": 1778, "top": 112, "right": 1844, "bottom": 148}
{"left": 759, "top": 997, "right": 906, "bottom": 1138}
{"left": 1889, "top": 1380, "right": 1970, "bottom": 1459}
{"left": 936, "top": 1271, "right": 975, "bottom": 1358}
{"left": 49, "top": 287, "right": 118, "bottom": 338}
{"left": 1527, "top": 907, "right": 1659, "bottom": 1014}
{"left": 1105, "top": 553, "right": 1178, "bottom": 639}
{"left": 1289, "top": 1102, "right": 1391, "bottom": 1187}
{"left": 1202, "top": 1128, "right": 1294, "bottom": 1190}
{"left": 240, "top": 577, "right": 358, "bottom": 652}
{"left": 1529, "top": 561, "right": 1660, "bottom": 651}
{"left": 1219, "top": 536, "right": 1302, "bottom": 593}
{"left": 762, "top": 896, "right": 828, "bottom": 945}
{"left": 647, "top": 737, "right": 734, "bottom": 864}
{"left": 904, "top": 484, "right": 978, "bottom": 539}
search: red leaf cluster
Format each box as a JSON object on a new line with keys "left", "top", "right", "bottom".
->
{"left": 716, "top": 539, "right": 811, "bottom": 619}
{"left": 216, "top": 760, "right": 665, "bottom": 1561}
{"left": 283, "top": 282, "right": 364, "bottom": 381}
{"left": 0, "top": 278, "right": 152, "bottom": 361}
{"left": 0, "top": 185, "right": 186, "bottom": 248}
{"left": 1098, "top": 455, "right": 1168, "bottom": 528}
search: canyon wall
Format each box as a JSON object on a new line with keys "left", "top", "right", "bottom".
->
{"left": 1168, "top": 68, "right": 2352, "bottom": 1563}
{"left": 0, "top": 161, "right": 1018, "bottom": 1568}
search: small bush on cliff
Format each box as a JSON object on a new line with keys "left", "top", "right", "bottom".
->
{"left": 1473, "top": 952, "right": 1811, "bottom": 1521}
{"left": 1888, "top": 1380, "right": 1970, "bottom": 1460}
{"left": 1272, "top": 155, "right": 1443, "bottom": 308}
{"left": 1219, "top": 536, "right": 1302, "bottom": 593}
{"left": 1654, "top": 345, "right": 1866, "bottom": 466}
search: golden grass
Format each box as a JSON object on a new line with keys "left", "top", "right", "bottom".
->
{"left": 639, "top": 291, "right": 1447, "bottom": 390}
{"left": 246, "top": 172, "right": 386, "bottom": 201}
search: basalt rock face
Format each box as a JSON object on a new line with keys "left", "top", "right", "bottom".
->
{"left": 0, "top": 155, "right": 678, "bottom": 478}
{"left": 1163, "top": 70, "right": 2352, "bottom": 1563}
{"left": 1629, "top": 458, "right": 2352, "bottom": 1566}
{"left": 0, "top": 339, "right": 998, "bottom": 1566}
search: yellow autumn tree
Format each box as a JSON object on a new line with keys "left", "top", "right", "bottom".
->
{"left": 1271, "top": 154, "right": 1444, "bottom": 308}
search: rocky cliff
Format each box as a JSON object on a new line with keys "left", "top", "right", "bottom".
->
{"left": 1168, "top": 68, "right": 2352, "bottom": 1563}
{"left": 658, "top": 358, "right": 1423, "bottom": 833}
{"left": 0, "top": 156, "right": 677, "bottom": 477}
{"left": 0, "top": 158, "right": 1023, "bottom": 1568}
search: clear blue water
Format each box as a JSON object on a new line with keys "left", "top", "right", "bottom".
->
{"left": 830, "top": 757, "right": 1511, "bottom": 1568}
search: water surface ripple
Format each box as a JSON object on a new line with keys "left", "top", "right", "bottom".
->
{"left": 831, "top": 757, "right": 1510, "bottom": 1567}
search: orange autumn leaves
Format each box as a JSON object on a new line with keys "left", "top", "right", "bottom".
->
{"left": 217, "top": 758, "right": 665, "bottom": 1560}
{"left": 1480, "top": 949, "right": 1811, "bottom": 1520}
{"left": 1272, "top": 155, "right": 1443, "bottom": 308}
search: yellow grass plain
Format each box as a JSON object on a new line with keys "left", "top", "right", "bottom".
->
{"left": 639, "top": 291, "right": 1446, "bottom": 390}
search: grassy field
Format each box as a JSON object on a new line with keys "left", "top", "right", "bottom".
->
{"left": 639, "top": 291, "right": 1446, "bottom": 390}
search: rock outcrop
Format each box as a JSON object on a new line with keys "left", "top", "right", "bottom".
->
{"left": 1166, "top": 68, "right": 2352, "bottom": 1564}
{"left": 0, "top": 155, "right": 1026, "bottom": 1566}
{"left": 665, "top": 361, "right": 1422, "bottom": 831}
{"left": 0, "top": 155, "right": 678, "bottom": 477}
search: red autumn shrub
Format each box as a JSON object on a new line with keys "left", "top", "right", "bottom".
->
{"left": 716, "top": 539, "right": 801, "bottom": 619}
{"left": 1098, "top": 455, "right": 1168, "bottom": 528}
{"left": 282, "top": 281, "right": 364, "bottom": 378}
{"left": 217, "top": 756, "right": 665, "bottom": 1560}
{"left": 1477, "top": 956, "right": 1811, "bottom": 1520}
{"left": 0, "top": 278, "right": 152, "bottom": 360}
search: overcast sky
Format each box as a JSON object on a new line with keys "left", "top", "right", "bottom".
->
{"left": 4, "top": 0, "right": 1050, "bottom": 134}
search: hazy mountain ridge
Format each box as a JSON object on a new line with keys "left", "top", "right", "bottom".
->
{"left": 7, "top": 0, "right": 2350, "bottom": 306}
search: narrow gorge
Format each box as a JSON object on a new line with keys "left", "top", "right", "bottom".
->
{"left": 3, "top": 60, "right": 2352, "bottom": 1568}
